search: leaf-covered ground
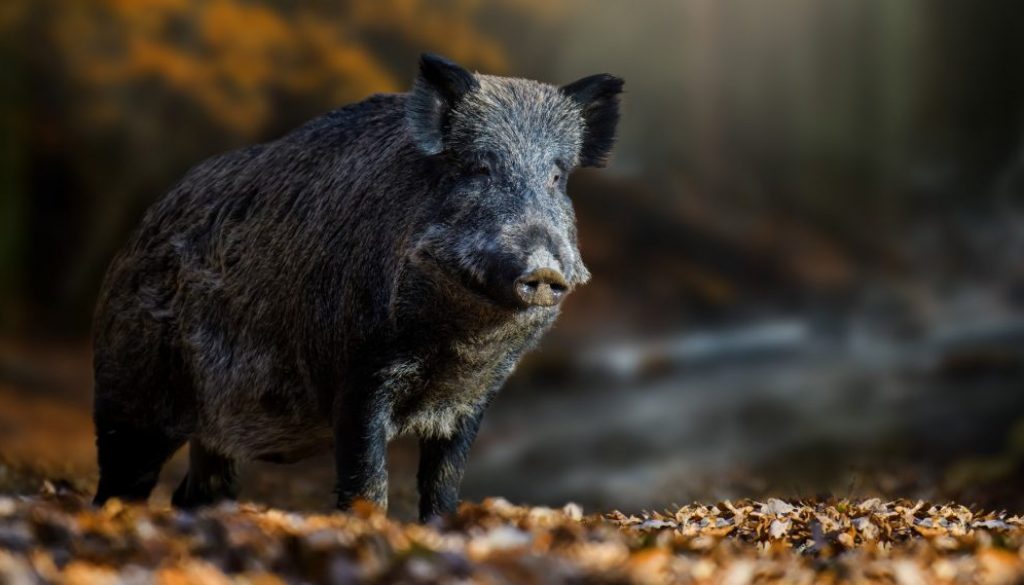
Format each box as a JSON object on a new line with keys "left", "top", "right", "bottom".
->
{"left": 1, "top": 488, "right": 1022, "bottom": 584}
{"left": 3, "top": 344, "right": 1024, "bottom": 583}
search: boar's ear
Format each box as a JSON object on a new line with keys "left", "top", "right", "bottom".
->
{"left": 561, "top": 74, "right": 624, "bottom": 167}
{"left": 406, "top": 53, "right": 479, "bottom": 155}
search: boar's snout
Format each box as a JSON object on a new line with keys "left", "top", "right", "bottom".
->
{"left": 514, "top": 267, "right": 568, "bottom": 307}
{"left": 501, "top": 229, "right": 577, "bottom": 309}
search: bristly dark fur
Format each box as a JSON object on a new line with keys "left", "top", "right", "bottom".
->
{"left": 91, "top": 54, "right": 623, "bottom": 521}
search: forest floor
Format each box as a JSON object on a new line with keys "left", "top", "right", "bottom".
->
{"left": 2, "top": 341, "right": 1024, "bottom": 583}
{"left": 2, "top": 385, "right": 1023, "bottom": 585}
{"left": 0, "top": 490, "right": 1023, "bottom": 584}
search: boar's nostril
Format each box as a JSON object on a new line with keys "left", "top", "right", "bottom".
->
{"left": 514, "top": 268, "right": 569, "bottom": 307}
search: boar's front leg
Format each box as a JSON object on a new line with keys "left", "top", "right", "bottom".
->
{"left": 333, "top": 391, "right": 390, "bottom": 511}
{"left": 417, "top": 409, "right": 484, "bottom": 522}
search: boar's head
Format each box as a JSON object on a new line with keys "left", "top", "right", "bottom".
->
{"left": 406, "top": 53, "right": 623, "bottom": 312}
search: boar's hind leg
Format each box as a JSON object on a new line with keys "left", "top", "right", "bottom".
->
{"left": 93, "top": 419, "right": 185, "bottom": 505}
{"left": 171, "top": 442, "right": 239, "bottom": 508}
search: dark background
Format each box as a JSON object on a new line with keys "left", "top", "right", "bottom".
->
{"left": 2, "top": 0, "right": 1023, "bottom": 518}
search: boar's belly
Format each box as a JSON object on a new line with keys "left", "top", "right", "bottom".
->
{"left": 198, "top": 389, "right": 333, "bottom": 462}
{"left": 202, "top": 414, "right": 333, "bottom": 462}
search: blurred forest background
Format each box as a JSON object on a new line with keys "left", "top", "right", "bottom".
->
{"left": 1, "top": 0, "right": 1024, "bottom": 517}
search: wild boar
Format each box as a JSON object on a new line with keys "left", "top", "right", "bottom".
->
{"left": 92, "top": 53, "right": 623, "bottom": 520}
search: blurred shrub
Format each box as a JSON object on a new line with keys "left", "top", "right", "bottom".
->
{"left": 0, "top": 0, "right": 537, "bottom": 332}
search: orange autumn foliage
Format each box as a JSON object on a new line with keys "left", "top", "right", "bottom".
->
{"left": 6, "top": 0, "right": 518, "bottom": 136}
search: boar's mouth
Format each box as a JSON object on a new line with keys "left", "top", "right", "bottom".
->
{"left": 412, "top": 250, "right": 543, "bottom": 312}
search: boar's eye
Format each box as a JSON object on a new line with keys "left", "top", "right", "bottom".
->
{"left": 550, "top": 161, "right": 567, "bottom": 189}
{"left": 468, "top": 159, "right": 493, "bottom": 180}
